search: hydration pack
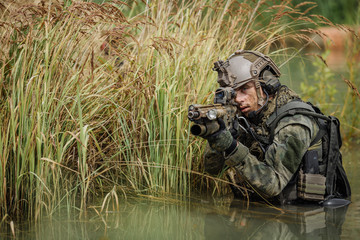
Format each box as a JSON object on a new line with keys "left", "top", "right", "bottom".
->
{"left": 266, "top": 101, "right": 351, "bottom": 202}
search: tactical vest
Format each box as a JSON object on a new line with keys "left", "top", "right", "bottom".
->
{"left": 265, "top": 101, "right": 351, "bottom": 204}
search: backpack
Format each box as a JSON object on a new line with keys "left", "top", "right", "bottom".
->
{"left": 266, "top": 101, "right": 351, "bottom": 200}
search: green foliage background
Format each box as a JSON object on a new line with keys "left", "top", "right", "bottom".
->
{"left": 293, "top": 0, "right": 359, "bottom": 24}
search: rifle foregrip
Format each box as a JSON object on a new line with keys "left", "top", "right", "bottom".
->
{"left": 190, "top": 121, "right": 220, "bottom": 137}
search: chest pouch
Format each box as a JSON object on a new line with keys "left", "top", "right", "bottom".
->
{"left": 297, "top": 150, "right": 326, "bottom": 201}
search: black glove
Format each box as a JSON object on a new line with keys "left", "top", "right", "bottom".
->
{"left": 206, "top": 118, "right": 237, "bottom": 155}
{"left": 229, "top": 119, "right": 240, "bottom": 139}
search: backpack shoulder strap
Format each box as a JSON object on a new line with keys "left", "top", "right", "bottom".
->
{"left": 266, "top": 101, "right": 315, "bottom": 128}
{"left": 266, "top": 101, "right": 329, "bottom": 143}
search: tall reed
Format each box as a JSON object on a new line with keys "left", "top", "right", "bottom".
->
{"left": 0, "top": 0, "right": 342, "bottom": 220}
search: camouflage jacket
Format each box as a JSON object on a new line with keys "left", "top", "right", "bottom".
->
{"left": 203, "top": 86, "right": 321, "bottom": 200}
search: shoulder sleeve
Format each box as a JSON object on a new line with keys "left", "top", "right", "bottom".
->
{"left": 274, "top": 114, "right": 318, "bottom": 139}
{"left": 224, "top": 115, "right": 319, "bottom": 197}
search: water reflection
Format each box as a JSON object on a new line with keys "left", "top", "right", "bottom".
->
{"left": 1, "top": 198, "right": 353, "bottom": 240}
{"left": 205, "top": 200, "right": 348, "bottom": 240}
{"left": 1, "top": 148, "right": 359, "bottom": 239}
{"left": 1, "top": 200, "right": 207, "bottom": 240}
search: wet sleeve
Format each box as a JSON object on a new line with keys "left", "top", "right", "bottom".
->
{"left": 225, "top": 121, "right": 314, "bottom": 197}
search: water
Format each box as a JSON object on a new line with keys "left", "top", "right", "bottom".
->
{"left": 1, "top": 147, "right": 359, "bottom": 240}
{"left": 339, "top": 147, "right": 360, "bottom": 239}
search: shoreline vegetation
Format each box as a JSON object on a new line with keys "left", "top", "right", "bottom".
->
{"left": 0, "top": 0, "right": 359, "bottom": 223}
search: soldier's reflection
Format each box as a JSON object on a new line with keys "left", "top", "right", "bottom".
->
{"left": 204, "top": 200, "right": 348, "bottom": 239}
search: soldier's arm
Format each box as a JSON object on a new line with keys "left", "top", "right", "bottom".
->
{"left": 225, "top": 116, "right": 317, "bottom": 197}
{"left": 203, "top": 143, "right": 226, "bottom": 175}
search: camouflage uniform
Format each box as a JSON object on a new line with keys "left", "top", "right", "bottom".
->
{"left": 204, "top": 86, "right": 322, "bottom": 201}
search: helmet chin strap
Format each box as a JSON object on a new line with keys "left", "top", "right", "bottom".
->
{"left": 248, "top": 89, "right": 269, "bottom": 119}
{"left": 255, "top": 80, "right": 265, "bottom": 106}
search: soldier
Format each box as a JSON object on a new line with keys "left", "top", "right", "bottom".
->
{"left": 202, "top": 50, "right": 351, "bottom": 205}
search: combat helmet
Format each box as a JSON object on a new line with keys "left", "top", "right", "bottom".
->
{"left": 213, "top": 50, "right": 281, "bottom": 104}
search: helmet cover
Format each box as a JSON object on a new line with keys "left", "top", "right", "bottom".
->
{"left": 213, "top": 50, "right": 281, "bottom": 89}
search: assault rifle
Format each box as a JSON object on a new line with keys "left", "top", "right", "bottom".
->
{"left": 188, "top": 87, "right": 239, "bottom": 137}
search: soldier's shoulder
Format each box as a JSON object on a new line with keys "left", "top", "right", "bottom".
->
{"left": 274, "top": 114, "right": 318, "bottom": 136}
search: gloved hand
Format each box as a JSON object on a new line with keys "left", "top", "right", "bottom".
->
{"left": 205, "top": 118, "right": 237, "bottom": 154}
{"left": 229, "top": 119, "right": 240, "bottom": 139}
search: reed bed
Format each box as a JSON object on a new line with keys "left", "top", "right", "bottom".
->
{"left": 0, "top": 0, "right": 357, "bottom": 221}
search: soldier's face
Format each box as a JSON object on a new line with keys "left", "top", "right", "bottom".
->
{"left": 234, "top": 81, "right": 263, "bottom": 117}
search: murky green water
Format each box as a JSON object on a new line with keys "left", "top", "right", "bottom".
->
{"left": 1, "top": 147, "right": 359, "bottom": 240}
